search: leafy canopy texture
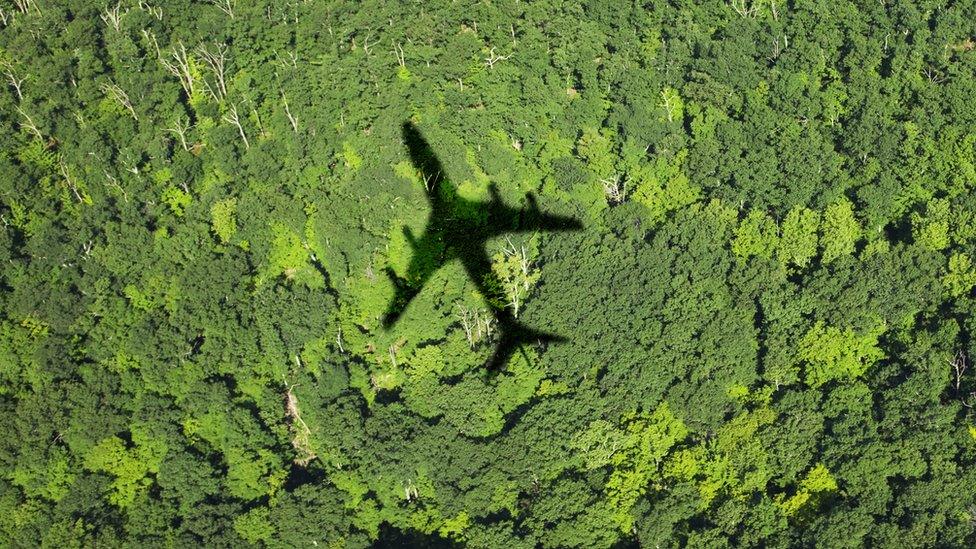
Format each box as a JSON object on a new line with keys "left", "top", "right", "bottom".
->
{"left": 3, "top": 0, "right": 976, "bottom": 547}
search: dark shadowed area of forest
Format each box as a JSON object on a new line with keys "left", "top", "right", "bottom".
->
{"left": 3, "top": 0, "right": 976, "bottom": 547}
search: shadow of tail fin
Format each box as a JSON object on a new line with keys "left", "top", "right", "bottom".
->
{"left": 486, "top": 321, "right": 566, "bottom": 371}
{"left": 521, "top": 192, "right": 583, "bottom": 232}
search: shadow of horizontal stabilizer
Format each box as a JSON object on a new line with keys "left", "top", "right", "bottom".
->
{"left": 485, "top": 322, "right": 567, "bottom": 371}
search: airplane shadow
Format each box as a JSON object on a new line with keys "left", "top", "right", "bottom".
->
{"left": 383, "top": 121, "right": 582, "bottom": 370}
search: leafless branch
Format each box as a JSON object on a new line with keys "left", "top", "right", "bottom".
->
{"left": 103, "top": 170, "right": 128, "bottom": 203}
{"left": 100, "top": 2, "right": 126, "bottom": 32}
{"left": 101, "top": 82, "right": 138, "bottom": 121}
{"left": 275, "top": 49, "right": 298, "bottom": 68}
{"left": 484, "top": 46, "right": 512, "bottom": 69}
{"left": 728, "top": 0, "right": 759, "bottom": 17}
{"left": 141, "top": 29, "right": 161, "bottom": 58}
{"left": 362, "top": 33, "right": 379, "bottom": 55}
{"left": 159, "top": 41, "right": 195, "bottom": 98}
{"left": 58, "top": 158, "right": 84, "bottom": 203}
{"left": 208, "top": 0, "right": 235, "bottom": 19}
{"left": 222, "top": 103, "right": 249, "bottom": 149}
{"left": 393, "top": 42, "right": 406, "bottom": 68}
{"left": 15, "top": 106, "right": 43, "bottom": 140}
{"left": 138, "top": 1, "right": 162, "bottom": 19}
{"left": 165, "top": 116, "right": 192, "bottom": 151}
{"left": 281, "top": 91, "right": 298, "bottom": 133}
{"left": 13, "top": 0, "right": 41, "bottom": 16}
{"left": 1, "top": 60, "right": 25, "bottom": 101}
{"left": 601, "top": 174, "right": 626, "bottom": 205}
{"left": 197, "top": 43, "right": 229, "bottom": 101}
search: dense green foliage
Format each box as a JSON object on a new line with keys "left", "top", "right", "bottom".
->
{"left": 3, "top": 0, "right": 976, "bottom": 546}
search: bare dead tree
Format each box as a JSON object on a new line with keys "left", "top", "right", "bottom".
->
{"left": 138, "top": 1, "right": 162, "bottom": 19}
{"left": 197, "top": 43, "right": 229, "bottom": 101}
{"left": 101, "top": 82, "right": 138, "bottom": 121}
{"left": 1, "top": 60, "right": 25, "bottom": 101}
{"left": 484, "top": 46, "right": 512, "bottom": 69}
{"left": 14, "top": 0, "right": 41, "bottom": 16}
{"left": 208, "top": 0, "right": 235, "bottom": 19}
{"left": 659, "top": 89, "right": 679, "bottom": 122}
{"left": 768, "top": 34, "right": 788, "bottom": 62}
{"left": 600, "top": 174, "right": 626, "bottom": 205}
{"left": 336, "top": 325, "right": 345, "bottom": 353}
{"left": 421, "top": 170, "right": 437, "bottom": 192}
{"left": 141, "top": 29, "right": 161, "bottom": 58}
{"left": 950, "top": 351, "right": 976, "bottom": 408}
{"left": 165, "top": 116, "right": 192, "bottom": 151}
{"left": 504, "top": 237, "right": 534, "bottom": 292}
{"left": 728, "top": 0, "right": 759, "bottom": 17}
{"left": 479, "top": 311, "right": 496, "bottom": 341}
{"left": 362, "top": 33, "right": 379, "bottom": 56}
{"left": 281, "top": 91, "right": 299, "bottom": 133}
{"left": 15, "top": 106, "right": 43, "bottom": 140}
{"left": 159, "top": 41, "right": 195, "bottom": 98}
{"left": 403, "top": 479, "right": 419, "bottom": 502}
{"left": 100, "top": 2, "right": 126, "bottom": 32}
{"left": 275, "top": 49, "right": 298, "bottom": 68}
{"left": 0, "top": 8, "right": 10, "bottom": 25}
{"left": 503, "top": 275, "right": 527, "bottom": 319}
{"left": 222, "top": 103, "right": 249, "bottom": 149}
{"left": 393, "top": 42, "right": 406, "bottom": 68}
{"left": 456, "top": 304, "right": 477, "bottom": 348}
{"left": 58, "top": 158, "right": 84, "bottom": 203}
{"left": 103, "top": 170, "right": 128, "bottom": 203}
{"left": 457, "top": 302, "right": 500, "bottom": 348}
{"left": 952, "top": 350, "right": 967, "bottom": 393}
{"left": 923, "top": 66, "right": 947, "bottom": 84}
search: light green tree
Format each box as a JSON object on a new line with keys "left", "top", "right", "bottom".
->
{"left": 912, "top": 198, "right": 950, "bottom": 251}
{"left": 732, "top": 209, "right": 779, "bottom": 261}
{"left": 798, "top": 321, "right": 885, "bottom": 387}
{"left": 83, "top": 429, "right": 167, "bottom": 508}
{"left": 778, "top": 206, "right": 820, "bottom": 269}
{"left": 821, "top": 199, "right": 861, "bottom": 263}
{"left": 573, "top": 403, "right": 689, "bottom": 532}
{"left": 943, "top": 253, "right": 976, "bottom": 298}
{"left": 490, "top": 237, "right": 540, "bottom": 319}
{"left": 210, "top": 198, "right": 237, "bottom": 243}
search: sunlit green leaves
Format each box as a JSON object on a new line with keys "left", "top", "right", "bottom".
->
{"left": 732, "top": 209, "right": 779, "bottom": 261}
{"left": 210, "top": 198, "right": 238, "bottom": 243}
{"left": 821, "top": 199, "right": 861, "bottom": 264}
{"left": 798, "top": 321, "right": 885, "bottom": 387}
{"left": 83, "top": 429, "right": 167, "bottom": 508}
{"left": 779, "top": 206, "right": 820, "bottom": 270}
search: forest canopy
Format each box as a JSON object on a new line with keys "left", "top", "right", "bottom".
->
{"left": 3, "top": 0, "right": 976, "bottom": 547}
